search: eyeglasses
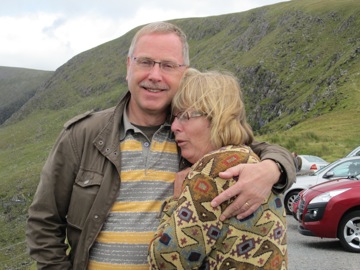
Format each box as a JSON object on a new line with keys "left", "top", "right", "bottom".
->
{"left": 171, "top": 111, "right": 206, "bottom": 122}
{"left": 132, "top": 56, "right": 186, "bottom": 73}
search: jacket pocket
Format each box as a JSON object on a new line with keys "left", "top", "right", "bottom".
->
{"left": 67, "top": 170, "right": 104, "bottom": 229}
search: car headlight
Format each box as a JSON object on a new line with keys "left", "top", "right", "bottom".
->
{"left": 309, "top": 188, "right": 350, "bottom": 204}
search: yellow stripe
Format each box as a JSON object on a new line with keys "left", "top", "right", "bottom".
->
{"left": 150, "top": 141, "right": 177, "bottom": 153}
{"left": 88, "top": 261, "right": 148, "bottom": 270}
{"left": 96, "top": 231, "right": 153, "bottom": 244}
{"left": 120, "top": 140, "right": 143, "bottom": 151}
{"left": 121, "top": 170, "right": 175, "bottom": 182}
{"left": 120, "top": 140, "right": 177, "bottom": 153}
{"left": 111, "top": 201, "right": 163, "bottom": 212}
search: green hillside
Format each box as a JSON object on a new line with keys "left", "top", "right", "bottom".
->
{"left": 0, "top": 0, "right": 359, "bottom": 268}
{"left": 0, "top": 66, "right": 53, "bottom": 125}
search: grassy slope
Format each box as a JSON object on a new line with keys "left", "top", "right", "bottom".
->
{"left": 0, "top": 66, "right": 53, "bottom": 107}
{"left": 0, "top": 67, "right": 53, "bottom": 125}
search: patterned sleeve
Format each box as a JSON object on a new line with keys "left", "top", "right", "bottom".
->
{"left": 148, "top": 146, "right": 259, "bottom": 269}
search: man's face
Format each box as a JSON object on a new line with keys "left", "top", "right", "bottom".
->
{"left": 126, "top": 33, "right": 186, "bottom": 123}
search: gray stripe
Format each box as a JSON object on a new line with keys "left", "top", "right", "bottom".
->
{"left": 148, "top": 151, "right": 179, "bottom": 171}
{"left": 121, "top": 151, "right": 179, "bottom": 172}
{"left": 102, "top": 212, "right": 159, "bottom": 232}
{"left": 118, "top": 181, "right": 173, "bottom": 201}
{"left": 153, "top": 130, "right": 173, "bottom": 142}
{"left": 90, "top": 243, "right": 148, "bottom": 264}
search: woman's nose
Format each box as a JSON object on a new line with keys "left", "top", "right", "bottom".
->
{"left": 171, "top": 117, "right": 181, "bottom": 133}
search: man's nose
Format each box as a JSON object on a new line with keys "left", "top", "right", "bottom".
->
{"left": 148, "top": 63, "right": 163, "bottom": 80}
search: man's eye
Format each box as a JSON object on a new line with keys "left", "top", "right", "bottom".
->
{"left": 139, "top": 59, "right": 153, "bottom": 66}
{"left": 162, "top": 62, "right": 176, "bottom": 69}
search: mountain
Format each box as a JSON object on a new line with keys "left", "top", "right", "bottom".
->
{"left": 1, "top": 0, "right": 359, "bottom": 268}
{"left": 0, "top": 66, "right": 53, "bottom": 125}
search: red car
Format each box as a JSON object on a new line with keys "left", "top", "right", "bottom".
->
{"left": 291, "top": 191, "right": 302, "bottom": 221}
{"left": 297, "top": 176, "right": 360, "bottom": 253}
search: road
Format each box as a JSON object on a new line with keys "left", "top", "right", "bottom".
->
{"left": 287, "top": 215, "right": 360, "bottom": 269}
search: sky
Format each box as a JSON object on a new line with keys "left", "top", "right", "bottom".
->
{"left": 0, "top": 0, "right": 289, "bottom": 71}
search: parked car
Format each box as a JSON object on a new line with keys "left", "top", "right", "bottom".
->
{"left": 346, "top": 146, "right": 360, "bottom": 157}
{"left": 298, "top": 155, "right": 329, "bottom": 173}
{"left": 291, "top": 191, "right": 302, "bottom": 221}
{"left": 296, "top": 175, "right": 360, "bottom": 253}
{"left": 284, "top": 156, "right": 360, "bottom": 214}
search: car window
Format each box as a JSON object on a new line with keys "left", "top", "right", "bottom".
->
{"left": 315, "top": 163, "right": 331, "bottom": 175}
{"left": 330, "top": 160, "right": 360, "bottom": 177}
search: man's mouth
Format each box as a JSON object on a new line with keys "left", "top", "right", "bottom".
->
{"left": 140, "top": 82, "right": 169, "bottom": 93}
{"left": 146, "top": 88, "right": 163, "bottom": 93}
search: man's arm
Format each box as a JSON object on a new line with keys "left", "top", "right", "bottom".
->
{"left": 211, "top": 141, "right": 296, "bottom": 220}
{"left": 26, "top": 129, "right": 76, "bottom": 270}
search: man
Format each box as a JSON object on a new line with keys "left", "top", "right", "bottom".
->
{"left": 26, "top": 21, "right": 295, "bottom": 269}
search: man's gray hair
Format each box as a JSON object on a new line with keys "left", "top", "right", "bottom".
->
{"left": 128, "top": 21, "right": 190, "bottom": 65}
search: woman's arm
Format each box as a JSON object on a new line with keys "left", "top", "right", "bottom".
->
{"left": 211, "top": 141, "right": 296, "bottom": 220}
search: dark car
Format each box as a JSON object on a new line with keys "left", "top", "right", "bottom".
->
{"left": 297, "top": 175, "right": 360, "bottom": 253}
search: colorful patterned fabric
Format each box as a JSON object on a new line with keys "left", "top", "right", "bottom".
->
{"left": 148, "top": 145, "right": 288, "bottom": 269}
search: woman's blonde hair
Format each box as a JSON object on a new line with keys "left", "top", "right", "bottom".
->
{"left": 172, "top": 68, "right": 254, "bottom": 148}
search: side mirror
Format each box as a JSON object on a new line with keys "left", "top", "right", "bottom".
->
{"left": 324, "top": 171, "right": 334, "bottom": 178}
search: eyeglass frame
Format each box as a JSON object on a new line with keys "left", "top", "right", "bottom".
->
{"left": 171, "top": 111, "right": 207, "bottom": 122}
{"left": 132, "top": 56, "right": 187, "bottom": 73}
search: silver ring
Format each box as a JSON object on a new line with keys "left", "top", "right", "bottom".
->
{"left": 244, "top": 202, "right": 250, "bottom": 208}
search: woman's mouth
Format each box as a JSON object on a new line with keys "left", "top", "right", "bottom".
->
{"left": 176, "top": 140, "right": 186, "bottom": 147}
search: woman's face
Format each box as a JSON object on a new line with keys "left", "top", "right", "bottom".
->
{"left": 171, "top": 111, "right": 215, "bottom": 164}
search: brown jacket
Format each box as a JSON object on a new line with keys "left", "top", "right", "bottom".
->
{"left": 26, "top": 91, "right": 295, "bottom": 269}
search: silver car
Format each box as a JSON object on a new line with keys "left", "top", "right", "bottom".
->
{"left": 284, "top": 156, "right": 360, "bottom": 214}
{"left": 346, "top": 146, "right": 360, "bottom": 157}
{"left": 298, "top": 154, "right": 329, "bottom": 173}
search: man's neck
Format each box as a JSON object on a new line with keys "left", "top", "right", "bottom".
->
{"left": 127, "top": 104, "right": 167, "bottom": 127}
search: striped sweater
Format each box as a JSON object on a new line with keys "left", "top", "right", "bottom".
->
{"left": 88, "top": 125, "right": 179, "bottom": 270}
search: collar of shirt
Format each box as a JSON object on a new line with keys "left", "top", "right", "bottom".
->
{"left": 119, "top": 105, "right": 172, "bottom": 141}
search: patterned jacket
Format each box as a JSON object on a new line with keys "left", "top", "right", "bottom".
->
{"left": 148, "top": 145, "right": 288, "bottom": 270}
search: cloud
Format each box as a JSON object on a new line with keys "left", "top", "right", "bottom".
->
{"left": 0, "top": 0, "right": 289, "bottom": 70}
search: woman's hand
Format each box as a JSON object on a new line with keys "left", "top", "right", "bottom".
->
{"left": 211, "top": 160, "right": 280, "bottom": 220}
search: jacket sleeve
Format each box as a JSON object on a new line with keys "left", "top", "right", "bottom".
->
{"left": 148, "top": 171, "right": 233, "bottom": 269}
{"left": 250, "top": 141, "right": 296, "bottom": 193}
{"left": 26, "top": 128, "right": 79, "bottom": 270}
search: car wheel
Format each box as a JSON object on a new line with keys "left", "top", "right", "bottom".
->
{"left": 338, "top": 210, "right": 360, "bottom": 253}
{"left": 284, "top": 190, "right": 299, "bottom": 215}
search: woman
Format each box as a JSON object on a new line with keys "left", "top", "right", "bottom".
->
{"left": 148, "top": 68, "right": 288, "bottom": 269}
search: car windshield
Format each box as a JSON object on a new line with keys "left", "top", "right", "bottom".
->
{"left": 303, "top": 155, "right": 327, "bottom": 163}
